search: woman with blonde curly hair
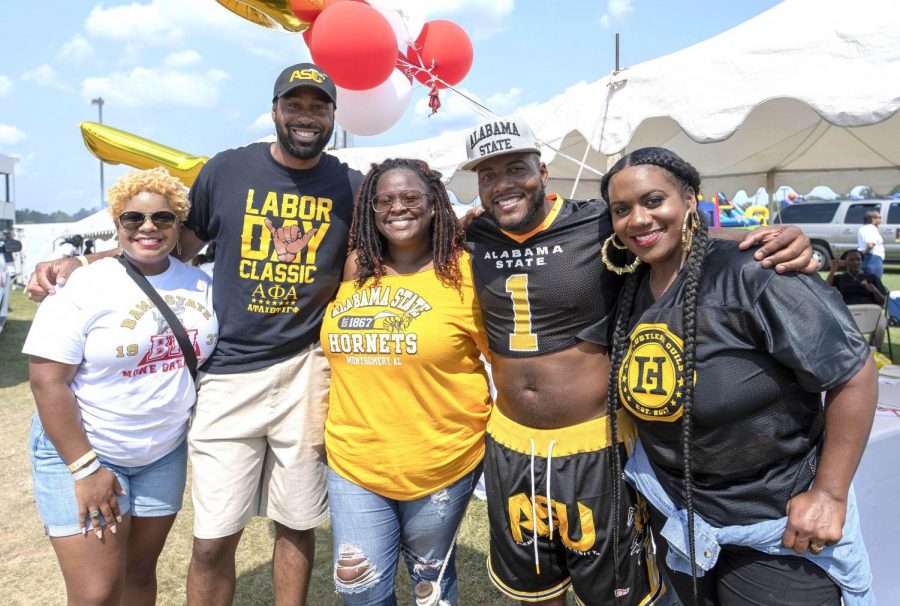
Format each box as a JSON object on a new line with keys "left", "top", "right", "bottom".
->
{"left": 24, "top": 167, "right": 218, "bottom": 605}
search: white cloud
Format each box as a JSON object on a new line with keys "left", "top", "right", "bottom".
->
{"left": 81, "top": 67, "right": 230, "bottom": 108}
{"left": 420, "top": 0, "right": 515, "bottom": 39}
{"left": 83, "top": 0, "right": 304, "bottom": 61}
{"left": 599, "top": 0, "right": 634, "bottom": 27}
{"left": 58, "top": 35, "right": 94, "bottom": 62}
{"left": 21, "top": 65, "right": 71, "bottom": 90}
{"left": 0, "top": 124, "right": 27, "bottom": 145}
{"left": 164, "top": 49, "right": 203, "bottom": 68}
{"left": 0, "top": 76, "right": 12, "bottom": 97}
{"left": 249, "top": 112, "right": 273, "bottom": 132}
{"left": 486, "top": 87, "right": 523, "bottom": 114}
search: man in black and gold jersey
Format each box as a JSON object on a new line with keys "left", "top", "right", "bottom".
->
{"left": 461, "top": 116, "right": 816, "bottom": 606}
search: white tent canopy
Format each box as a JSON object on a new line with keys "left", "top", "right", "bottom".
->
{"left": 334, "top": 0, "right": 900, "bottom": 202}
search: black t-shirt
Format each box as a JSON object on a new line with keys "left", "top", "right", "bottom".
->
{"left": 832, "top": 271, "right": 887, "bottom": 306}
{"left": 186, "top": 143, "right": 362, "bottom": 373}
{"left": 618, "top": 240, "right": 869, "bottom": 526}
{"left": 466, "top": 195, "right": 624, "bottom": 357}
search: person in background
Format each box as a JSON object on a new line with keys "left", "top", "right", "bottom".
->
{"left": 23, "top": 167, "right": 218, "bottom": 605}
{"left": 322, "top": 158, "right": 491, "bottom": 605}
{"left": 603, "top": 147, "right": 876, "bottom": 605}
{"left": 857, "top": 209, "right": 885, "bottom": 278}
{"left": 828, "top": 249, "right": 888, "bottom": 349}
{"left": 82, "top": 239, "right": 95, "bottom": 255}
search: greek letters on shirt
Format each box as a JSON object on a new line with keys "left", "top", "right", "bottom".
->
{"left": 116, "top": 295, "right": 215, "bottom": 377}
{"left": 325, "top": 284, "right": 433, "bottom": 366}
{"left": 239, "top": 188, "right": 333, "bottom": 314}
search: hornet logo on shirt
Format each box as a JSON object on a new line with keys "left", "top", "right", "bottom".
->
{"left": 619, "top": 323, "right": 694, "bottom": 422}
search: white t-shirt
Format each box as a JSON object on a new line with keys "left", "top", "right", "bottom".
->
{"left": 23, "top": 257, "right": 218, "bottom": 466}
{"left": 857, "top": 224, "right": 885, "bottom": 259}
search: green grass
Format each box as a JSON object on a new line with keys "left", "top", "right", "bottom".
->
{"left": 0, "top": 288, "right": 526, "bottom": 605}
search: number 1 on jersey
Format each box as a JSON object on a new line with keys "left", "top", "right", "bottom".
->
{"left": 505, "top": 274, "right": 538, "bottom": 352}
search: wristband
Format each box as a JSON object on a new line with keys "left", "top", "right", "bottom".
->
{"left": 71, "top": 458, "right": 101, "bottom": 481}
{"left": 76, "top": 255, "right": 89, "bottom": 267}
{"left": 67, "top": 449, "right": 97, "bottom": 472}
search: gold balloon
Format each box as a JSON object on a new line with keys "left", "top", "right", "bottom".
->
{"left": 215, "top": 0, "right": 312, "bottom": 32}
{"left": 80, "top": 122, "right": 208, "bottom": 187}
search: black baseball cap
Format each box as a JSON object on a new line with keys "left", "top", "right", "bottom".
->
{"left": 272, "top": 63, "right": 337, "bottom": 106}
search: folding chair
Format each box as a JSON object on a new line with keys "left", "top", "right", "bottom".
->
{"left": 847, "top": 303, "right": 886, "bottom": 351}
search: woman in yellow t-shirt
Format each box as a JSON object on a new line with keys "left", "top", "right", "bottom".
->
{"left": 321, "top": 158, "right": 491, "bottom": 605}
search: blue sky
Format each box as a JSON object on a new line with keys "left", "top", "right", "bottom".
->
{"left": 0, "top": 0, "right": 782, "bottom": 214}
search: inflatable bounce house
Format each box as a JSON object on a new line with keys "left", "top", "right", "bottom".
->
{"left": 699, "top": 192, "right": 769, "bottom": 229}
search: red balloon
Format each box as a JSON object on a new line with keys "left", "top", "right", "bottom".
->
{"left": 406, "top": 20, "right": 473, "bottom": 89}
{"left": 302, "top": 20, "right": 315, "bottom": 47}
{"left": 310, "top": 2, "right": 397, "bottom": 90}
{"left": 290, "top": 0, "right": 325, "bottom": 22}
{"left": 787, "top": 192, "right": 798, "bottom": 200}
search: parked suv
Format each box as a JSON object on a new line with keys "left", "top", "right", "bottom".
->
{"left": 0, "top": 237, "right": 23, "bottom": 335}
{"left": 773, "top": 199, "right": 900, "bottom": 270}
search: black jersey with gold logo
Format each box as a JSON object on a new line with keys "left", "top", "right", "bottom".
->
{"left": 618, "top": 239, "right": 869, "bottom": 526}
{"left": 466, "top": 196, "right": 624, "bottom": 357}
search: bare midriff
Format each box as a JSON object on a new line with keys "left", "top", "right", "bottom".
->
{"left": 491, "top": 340, "right": 610, "bottom": 429}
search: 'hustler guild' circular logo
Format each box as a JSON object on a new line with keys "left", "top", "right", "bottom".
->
{"left": 618, "top": 323, "right": 691, "bottom": 422}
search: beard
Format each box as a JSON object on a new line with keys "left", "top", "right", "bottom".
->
{"left": 490, "top": 184, "right": 547, "bottom": 233}
{"left": 275, "top": 120, "right": 334, "bottom": 161}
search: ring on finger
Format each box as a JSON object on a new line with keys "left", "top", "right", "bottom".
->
{"left": 809, "top": 543, "right": 824, "bottom": 555}
{"left": 90, "top": 510, "right": 101, "bottom": 519}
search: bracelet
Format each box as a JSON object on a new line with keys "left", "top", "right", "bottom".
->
{"left": 67, "top": 449, "right": 97, "bottom": 472}
{"left": 71, "top": 459, "right": 101, "bottom": 481}
{"left": 76, "top": 255, "right": 89, "bottom": 267}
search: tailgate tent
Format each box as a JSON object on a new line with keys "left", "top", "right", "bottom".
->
{"left": 333, "top": 0, "right": 900, "bottom": 202}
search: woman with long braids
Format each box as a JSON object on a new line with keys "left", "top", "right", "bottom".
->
{"left": 320, "top": 158, "right": 491, "bottom": 605}
{"left": 601, "top": 147, "right": 877, "bottom": 605}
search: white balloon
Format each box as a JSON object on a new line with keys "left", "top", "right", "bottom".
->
{"left": 335, "top": 70, "right": 413, "bottom": 136}
{"left": 367, "top": 0, "right": 426, "bottom": 50}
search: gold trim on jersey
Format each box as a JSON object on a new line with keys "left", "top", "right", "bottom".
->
{"left": 487, "top": 406, "right": 637, "bottom": 457}
{"left": 500, "top": 193, "right": 564, "bottom": 243}
{"left": 487, "top": 555, "right": 573, "bottom": 601}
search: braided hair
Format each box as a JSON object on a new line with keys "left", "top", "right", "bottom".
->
{"left": 601, "top": 147, "right": 706, "bottom": 606}
{"left": 348, "top": 158, "right": 466, "bottom": 291}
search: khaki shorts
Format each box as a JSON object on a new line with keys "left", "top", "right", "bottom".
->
{"left": 189, "top": 343, "right": 330, "bottom": 539}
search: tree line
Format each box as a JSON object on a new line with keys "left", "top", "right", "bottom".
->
{"left": 15, "top": 207, "right": 99, "bottom": 224}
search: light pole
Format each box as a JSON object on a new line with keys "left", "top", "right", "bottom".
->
{"left": 91, "top": 97, "right": 105, "bottom": 208}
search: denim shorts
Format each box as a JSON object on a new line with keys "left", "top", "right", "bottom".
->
{"left": 29, "top": 414, "right": 188, "bottom": 537}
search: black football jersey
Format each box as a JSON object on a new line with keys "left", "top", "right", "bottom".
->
{"left": 466, "top": 196, "right": 624, "bottom": 357}
{"left": 618, "top": 239, "right": 869, "bottom": 526}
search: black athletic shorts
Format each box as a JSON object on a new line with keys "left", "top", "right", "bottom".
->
{"left": 484, "top": 407, "right": 666, "bottom": 605}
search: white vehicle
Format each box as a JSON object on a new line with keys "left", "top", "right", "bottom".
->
{"left": 0, "top": 238, "right": 23, "bottom": 334}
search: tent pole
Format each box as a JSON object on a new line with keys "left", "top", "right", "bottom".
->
{"left": 766, "top": 170, "right": 776, "bottom": 215}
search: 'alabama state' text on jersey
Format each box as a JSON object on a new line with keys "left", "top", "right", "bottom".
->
{"left": 466, "top": 195, "right": 624, "bottom": 357}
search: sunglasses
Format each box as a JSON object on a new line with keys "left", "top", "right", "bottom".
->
{"left": 117, "top": 211, "right": 178, "bottom": 231}
{"left": 370, "top": 190, "right": 428, "bottom": 213}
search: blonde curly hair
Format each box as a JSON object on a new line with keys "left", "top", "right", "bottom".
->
{"left": 107, "top": 167, "right": 190, "bottom": 221}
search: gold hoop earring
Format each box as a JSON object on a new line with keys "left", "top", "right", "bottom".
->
{"left": 601, "top": 234, "right": 642, "bottom": 275}
{"left": 681, "top": 208, "right": 700, "bottom": 253}
{"left": 608, "top": 233, "right": 628, "bottom": 250}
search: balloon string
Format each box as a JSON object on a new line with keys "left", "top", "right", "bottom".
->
{"left": 396, "top": 54, "right": 605, "bottom": 177}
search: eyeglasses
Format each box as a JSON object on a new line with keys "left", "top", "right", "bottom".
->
{"left": 371, "top": 190, "right": 428, "bottom": 213}
{"left": 117, "top": 211, "right": 178, "bottom": 231}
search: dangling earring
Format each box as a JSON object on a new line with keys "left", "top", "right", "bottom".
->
{"left": 601, "top": 234, "right": 642, "bottom": 275}
{"left": 176, "top": 227, "right": 182, "bottom": 257}
{"left": 681, "top": 208, "right": 700, "bottom": 253}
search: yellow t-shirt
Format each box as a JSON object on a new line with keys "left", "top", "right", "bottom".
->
{"left": 321, "top": 252, "right": 492, "bottom": 500}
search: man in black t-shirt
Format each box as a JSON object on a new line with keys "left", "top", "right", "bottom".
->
{"left": 827, "top": 249, "right": 887, "bottom": 348}
{"left": 176, "top": 63, "right": 360, "bottom": 606}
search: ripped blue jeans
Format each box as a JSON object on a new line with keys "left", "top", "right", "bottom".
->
{"left": 327, "top": 464, "right": 482, "bottom": 605}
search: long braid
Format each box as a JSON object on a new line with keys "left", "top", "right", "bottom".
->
{"left": 348, "top": 158, "right": 466, "bottom": 292}
{"left": 679, "top": 216, "right": 708, "bottom": 605}
{"left": 602, "top": 146, "right": 706, "bottom": 606}
{"left": 606, "top": 263, "right": 646, "bottom": 604}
